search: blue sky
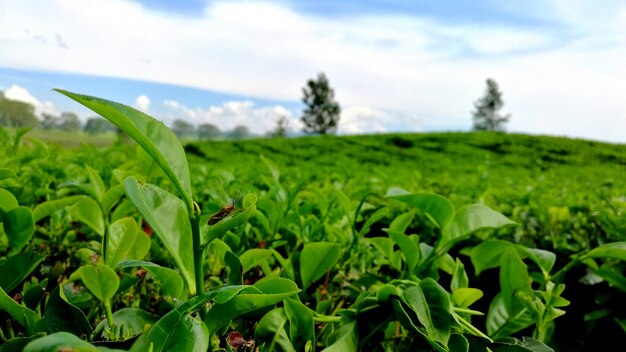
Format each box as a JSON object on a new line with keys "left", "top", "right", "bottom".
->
{"left": 0, "top": 0, "right": 625, "bottom": 140}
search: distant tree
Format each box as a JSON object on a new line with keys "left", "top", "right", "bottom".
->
{"left": 0, "top": 94, "right": 40, "bottom": 128}
{"left": 172, "top": 119, "right": 195, "bottom": 137}
{"left": 198, "top": 123, "right": 221, "bottom": 140}
{"left": 41, "top": 113, "right": 60, "bottom": 130}
{"left": 58, "top": 112, "right": 81, "bottom": 131}
{"left": 230, "top": 125, "right": 250, "bottom": 140}
{"left": 84, "top": 117, "right": 116, "bottom": 135}
{"left": 301, "top": 73, "right": 341, "bottom": 135}
{"left": 472, "top": 78, "right": 510, "bottom": 131}
{"left": 267, "top": 116, "right": 290, "bottom": 138}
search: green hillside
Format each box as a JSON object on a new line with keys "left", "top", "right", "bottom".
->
{"left": 2, "top": 126, "right": 626, "bottom": 351}
{"left": 187, "top": 131, "right": 626, "bottom": 247}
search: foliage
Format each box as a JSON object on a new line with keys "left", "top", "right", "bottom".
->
{"left": 58, "top": 112, "right": 81, "bottom": 132}
{"left": 229, "top": 125, "right": 250, "bottom": 140}
{"left": 301, "top": 73, "right": 341, "bottom": 135}
{"left": 0, "top": 92, "right": 625, "bottom": 351}
{"left": 472, "top": 78, "right": 510, "bottom": 131}
{"left": 0, "top": 94, "right": 40, "bottom": 128}
{"left": 198, "top": 123, "right": 221, "bottom": 140}
{"left": 172, "top": 119, "right": 196, "bottom": 137}
{"left": 84, "top": 117, "right": 117, "bottom": 135}
{"left": 267, "top": 116, "right": 290, "bottom": 138}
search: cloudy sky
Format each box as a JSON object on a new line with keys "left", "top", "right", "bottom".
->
{"left": 0, "top": 0, "right": 625, "bottom": 141}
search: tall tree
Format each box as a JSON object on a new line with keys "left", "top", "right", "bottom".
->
{"left": 301, "top": 73, "right": 341, "bottom": 135}
{"left": 84, "top": 117, "right": 116, "bottom": 135}
{"left": 230, "top": 125, "right": 250, "bottom": 140}
{"left": 267, "top": 116, "right": 290, "bottom": 138}
{"left": 472, "top": 78, "right": 511, "bottom": 131}
{"left": 198, "top": 123, "right": 221, "bottom": 140}
{"left": 41, "top": 113, "right": 60, "bottom": 130}
{"left": 58, "top": 112, "right": 81, "bottom": 131}
{"left": 0, "top": 94, "right": 40, "bottom": 128}
{"left": 172, "top": 119, "right": 195, "bottom": 137}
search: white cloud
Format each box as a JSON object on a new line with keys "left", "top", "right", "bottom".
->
{"left": 135, "top": 94, "right": 150, "bottom": 112}
{"left": 0, "top": 1, "right": 625, "bottom": 141}
{"left": 339, "top": 106, "right": 415, "bottom": 135}
{"left": 4, "top": 84, "right": 57, "bottom": 116}
{"left": 163, "top": 99, "right": 294, "bottom": 135}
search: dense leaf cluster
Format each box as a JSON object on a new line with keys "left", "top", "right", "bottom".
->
{"left": 0, "top": 92, "right": 625, "bottom": 351}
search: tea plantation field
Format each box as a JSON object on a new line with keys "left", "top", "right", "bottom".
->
{"left": 1, "top": 92, "right": 625, "bottom": 351}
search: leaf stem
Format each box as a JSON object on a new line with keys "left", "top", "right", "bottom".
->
{"left": 104, "top": 300, "right": 114, "bottom": 327}
{"left": 312, "top": 315, "right": 342, "bottom": 323}
{"left": 191, "top": 214, "right": 204, "bottom": 298}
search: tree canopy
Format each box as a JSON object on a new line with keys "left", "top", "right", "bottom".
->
{"left": 472, "top": 78, "right": 510, "bottom": 131}
{"left": 301, "top": 73, "right": 341, "bottom": 135}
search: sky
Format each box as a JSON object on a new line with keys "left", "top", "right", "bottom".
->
{"left": 0, "top": 0, "right": 625, "bottom": 141}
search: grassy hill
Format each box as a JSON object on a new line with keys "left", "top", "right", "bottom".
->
{"left": 185, "top": 131, "right": 626, "bottom": 250}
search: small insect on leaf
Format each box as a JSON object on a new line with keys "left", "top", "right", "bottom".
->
{"left": 207, "top": 180, "right": 248, "bottom": 226}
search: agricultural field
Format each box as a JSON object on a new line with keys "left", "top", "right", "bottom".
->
{"left": 1, "top": 91, "right": 626, "bottom": 351}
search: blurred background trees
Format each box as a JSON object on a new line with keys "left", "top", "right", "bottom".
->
{"left": 301, "top": 73, "right": 341, "bottom": 135}
{"left": 472, "top": 78, "right": 510, "bottom": 131}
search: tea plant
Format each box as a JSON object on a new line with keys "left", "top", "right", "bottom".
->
{"left": 0, "top": 92, "right": 625, "bottom": 351}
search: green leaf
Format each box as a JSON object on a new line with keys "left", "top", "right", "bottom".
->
{"left": 0, "top": 251, "right": 44, "bottom": 292}
{"left": 471, "top": 240, "right": 556, "bottom": 277}
{"left": 486, "top": 294, "right": 535, "bottom": 338}
{"left": 385, "top": 229, "right": 420, "bottom": 272}
{"left": 0, "top": 286, "right": 40, "bottom": 335}
{"left": 44, "top": 286, "right": 92, "bottom": 337}
{"left": 255, "top": 308, "right": 296, "bottom": 352}
{"left": 225, "top": 251, "right": 243, "bottom": 285}
{"left": 23, "top": 332, "right": 108, "bottom": 352}
{"left": 0, "top": 169, "right": 17, "bottom": 181}
{"left": 388, "top": 211, "right": 414, "bottom": 233}
{"left": 69, "top": 197, "right": 105, "bottom": 236}
{"left": 403, "top": 278, "right": 452, "bottom": 346}
{"left": 240, "top": 248, "right": 273, "bottom": 274}
{"left": 203, "top": 278, "right": 300, "bottom": 336}
{"left": 0, "top": 188, "right": 19, "bottom": 215}
{"left": 124, "top": 177, "right": 195, "bottom": 294}
{"left": 3, "top": 206, "right": 35, "bottom": 252}
{"left": 300, "top": 242, "right": 340, "bottom": 290}
{"left": 105, "top": 217, "right": 138, "bottom": 267}
{"left": 451, "top": 259, "right": 469, "bottom": 292}
{"left": 449, "top": 334, "right": 470, "bottom": 352}
{"left": 499, "top": 248, "right": 532, "bottom": 311}
{"left": 69, "top": 264, "right": 120, "bottom": 302}
{"left": 367, "top": 237, "right": 394, "bottom": 259}
{"left": 101, "top": 184, "right": 126, "bottom": 214}
{"left": 117, "top": 260, "right": 184, "bottom": 298}
{"left": 444, "top": 204, "right": 515, "bottom": 244}
{"left": 95, "top": 308, "right": 159, "bottom": 341}
{"left": 387, "top": 193, "right": 455, "bottom": 228}
{"left": 452, "top": 288, "right": 483, "bottom": 308}
{"left": 322, "top": 321, "right": 358, "bottom": 352}
{"left": 260, "top": 155, "right": 281, "bottom": 181}
{"left": 0, "top": 334, "right": 45, "bottom": 352}
{"left": 126, "top": 230, "right": 151, "bottom": 261}
{"left": 32, "top": 195, "right": 87, "bottom": 222}
{"left": 284, "top": 298, "right": 316, "bottom": 347}
{"left": 85, "top": 164, "right": 106, "bottom": 202}
{"left": 131, "top": 286, "right": 249, "bottom": 352}
{"left": 493, "top": 337, "right": 555, "bottom": 352}
{"left": 55, "top": 89, "right": 194, "bottom": 211}
{"left": 584, "top": 242, "right": 626, "bottom": 261}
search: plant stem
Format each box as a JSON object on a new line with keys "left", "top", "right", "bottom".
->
{"left": 104, "top": 300, "right": 114, "bottom": 327}
{"left": 550, "top": 258, "right": 580, "bottom": 284}
{"left": 191, "top": 215, "right": 204, "bottom": 297}
{"left": 312, "top": 315, "right": 342, "bottom": 323}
